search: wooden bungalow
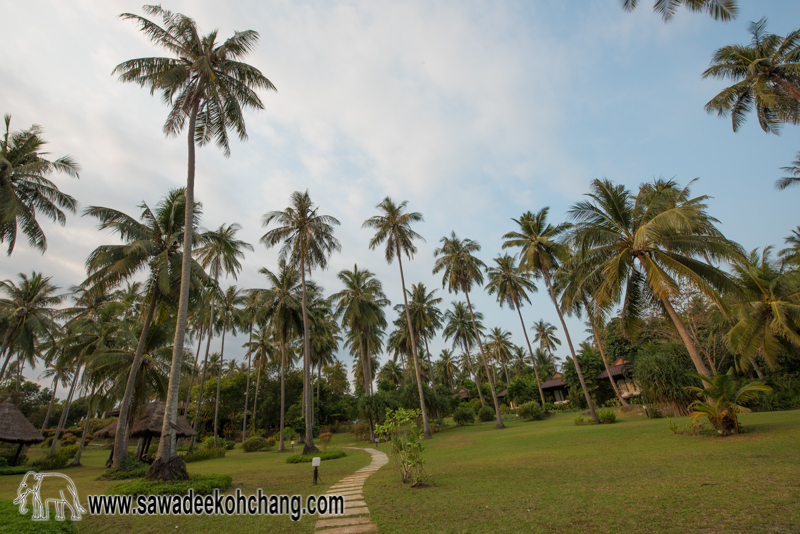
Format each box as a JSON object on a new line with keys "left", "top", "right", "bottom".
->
{"left": 451, "top": 388, "right": 470, "bottom": 400}
{"left": 540, "top": 372, "right": 570, "bottom": 403}
{"left": 595, "top": 358, "right": 641, "bottom": 398}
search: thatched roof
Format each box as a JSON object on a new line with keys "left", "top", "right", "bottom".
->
{"left": 0, "top": 398, "right": 45, "bottom": 444}
{"left": 130, "top": 401, "right": 196, "bottom": 439}
{"left": 94, "top": 420, "right": 118, "bottom": 439}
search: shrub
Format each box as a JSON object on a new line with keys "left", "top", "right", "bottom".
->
{"left": 0, "top": 457, "right": 6, "bottom": 468}
{"left": 101, "top": 457, "right": 147, "bottom": 480}
{"left": 574, "top": 416, "right": 585, "bottom": 426}
{"left": 106, "top": 474, "right": 232, "bottom": 496}
{"left": 31, "top": 444, "right": 79, "bottom": 471}
{"left": 499, "top": 404, "right": 510, "bottom": 415}
{"left": 375, "top": 408, "right": 429, "bottom": 487}
{"left": 352, "top": 422, "right": 370, "bottom": 441}
{"left": 242, "top": 437, "right": 269, "bottom": 453}
{"left": 201, "top": 436, "right": 227, "bottom": 450}
{"left": 319, "top": 432, "right": 332, "bottom": 449}
{"left": 517, "top": 401, "right": 544, "bottom": 421}
{"left": 597, "top": 409, "right": 617, "bottom": 424}
{"left": 283, "top": 427, "right": 296, "bottom": 441}
{"left": 59, "top": 433, "right": 77, "bottom": 446}
{"left": 1, "top": 466, "right": 37, "bottom": 477}
{"left": 477, "top": 406, "right": 495, "bottom": 422}
{"left": 285, "top": 449, "right": 346, "bottom": 464}
{"left": 179, "top": 447, "right": 226, "bottom": 463}
{"left": 266, "top": 436, "right": 277, "bottom": 449}
{"left": 453, "top": 406, "right": 475, "bottom": 426}
{"left": 0, "top": 498, "right": 76, "bottom": 533}
{"left": 470, "top": 398, "right": 482, "bottom": 414}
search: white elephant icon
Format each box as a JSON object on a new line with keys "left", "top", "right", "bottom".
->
{"left": 13, "top": 471, "right": 86, "bottom": 521}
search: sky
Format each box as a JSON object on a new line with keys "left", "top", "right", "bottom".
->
{"left": 2, "top": 1, "right": 799, "bottom": 393}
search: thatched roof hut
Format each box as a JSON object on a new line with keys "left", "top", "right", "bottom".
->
{"left": 94, "top": 420, "right": 118, "bottom": 440}
{"left": 0, "top": 398, "right": 45, "bottom": 445}
{"left": 130, "top": 401, "right": 196, "bottom": 439}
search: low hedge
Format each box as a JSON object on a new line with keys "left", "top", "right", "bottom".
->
{"left": 0, "top": 499, "right": 77, "bottom": 533}
{"left": 179, "top": 447, "right": 226, "bottom": 463}
{"left": 106, "top": 474, "right": 232, "bottom": 496}
{"left": 241, "top": 437, "right": 270, "bottom": 452}
{"left": 517, "top": 401, "right": 544, "bottom": 421}
{"left": 100, "top": 458, "right": 148, "bottom": 480}
{"left": 31, "top": 444, "right": 79, "bottom": 471}
{"left": 285, "top": 449, "right": 346, "bottom": 464}
{"left": 0, "top": 466, "right": 37, "bottom": 477}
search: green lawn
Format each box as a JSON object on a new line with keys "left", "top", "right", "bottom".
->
{"left": 365, "top": 409, "right": 800, "bottom": 533}
{"left": 2, "top": 410, "right": 798, "bottom": 533}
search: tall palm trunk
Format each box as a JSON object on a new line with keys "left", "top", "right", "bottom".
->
{"left": 184, "top": 325, "right": 205, "bottom": 416}
{"left": 362, "top": 334, "right": 375, "bottom": 442}
{"left": 423, "top": 337, "right": 435, "bottom": 388}
{"left": 41, "top": 377, "right": 58, "bottom": 432}
{"left": 542, "top": 270, "right": 598, "bottom": 422}
{"left": 213, "top": 325, "right": 227, "bottom": 448}
{"left": 278, "top": 335, "right": 287, "bottom": 451}
{"left": 113, "top": 284, "right": 159, "bottom": 467}
{"left": 242, "top": 322, "right": 253, "bottom": 438}
{"left": 49, "top": 364, "right": 82, "bottom": 458}
{"left": 463, "top": 287, "right": 504, "bottom": 429}
{"left": 515, "top": 303, "right": 546, "bottom": 406}
{"left": 0, "top": 323, "right": 19, "bottom": 380}
{"left": 251, "top": 355, "right": 262, "bottom": 437}
{"left": 72, "top": 386, "right": 96, "bottom": 467}
{"left": 396, "top": 243, "right": 431, "bottom": 438}
{"left": 299, "top": 266, "right": 317, "bottom": 454}
{"left": 586, "top": 305, "right": 629, "bottom": 407}
{"left": 461, "top": 340, "right": 486, "bottom": 406}
{"left": 152, "top": 95, "right": 202, "bottom": 478}
{"left": 188, "top": 299, "right": 215, "bottom": 454}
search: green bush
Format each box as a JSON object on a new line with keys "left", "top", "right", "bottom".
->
{"left": 31, "top": 444, "right": 79, "bottom": 471}
{"left": 499, "top": 403, "right": 510, "bottom": 415}
{"left": 352, "top": 423, "right": 370, "bottom": 441}
{"left": 597, "top": 409, "right": 617, "bottom": 424}
{"left": 0, "top": 499, "right": 77, "bottom": 533}
{"left": 201, "top": 436, "right": 227, "bottom": 450}
{"left": 59, "top": 433, "right": 77, "bottom": 446}
{"left": 517, "top": 401, "right": 544, "bottom": 421}
{"left": 266, "top": 436, "right": 276, "bottom": 449}
{"left": 106, "top": 474, "right": 232, "bottom": 496}
{"left": 319, "top": 432, "right": 332, "bottom": 449}
{"left": 285, "top": 449, "right": 346, "bottom": 464}
{"left": 470, "top": 398, "right": 482, "bottom": 414}
{"left": 477, "top": 405, "right": 495, "bottom": 422}
{"left": 453, "top": 406, "right": 475, "bottom": 426}
{"left": 100, "top": 457, "right": 148, "bottom": 480}
{"left": 0, "top": 457, "right": 7, "bottom": 468}
{"left": 242, "top": 437, "right": 269, "bottom": 452}
{"left": 0, "top": 466, "right": 36, "bottom": 477}
{"left": 179, "top": 447, "right": 226, "bottom": 463}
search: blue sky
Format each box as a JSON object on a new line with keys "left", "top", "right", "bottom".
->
{"left": 2, "top": 1, "right": 799, "bottom": 390}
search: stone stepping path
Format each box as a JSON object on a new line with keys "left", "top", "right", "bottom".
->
{"left": 315, "top": 447, "right": 388, "bottom": 534}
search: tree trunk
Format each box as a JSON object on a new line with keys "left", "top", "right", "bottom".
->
{"left": 242, "top": 322, "right": 253, "bottom": 439}
{"left": 188, "top": 293, "right": 215, "bottom": 454}
{"left": 752, "top": 359, "right": 765, "bottom": 380}
{"left": 660, "top": 295, "right": 713, "bottom": 378}
{"left": 41, "top": 377, "right": 58, "bottom": 432}
{"left": 300, "top": 267, "right": 317, "bottom": 454}
{"left": 72, "top": 388, "right": 96, "bottom": 467}
{"left": 515, "top": 303, "right": 546, "bottom": 406}
{"left": 463, "top": 287, "right": 504, "bottom": 429}
{"left": 184, "top": 325, "right": 205, "bottom": 416}
{"left": 0, "top": 323, "right": 19, "bottom": 380}
{"left": 543, "top": 271, "right": 598, "bottom": 422}
{"left": 396, "top": 244, "right": 431, "bottom": 438}
{"left": 424, "top": 336, "right": 435, "bottom": 388}
{"left": 364, "top": 333, "right": 375, "bottom": 442}
{"left": 149, "top": 94, "right": 202, "bottom": 482}
{"left": 49, "top": 364, "right": 82, "bottom": 458}
{"left": 587, "top": 306, "right": 629, "bottom": 407}
{"left": 278, "top": 336, "right": 286, "bottom": 451}
{"left": 251, "top": 354, "right": 262, "bottom": 437}
{"left": 113, "top": 283, "right": 160, "bottom": 467}
{"left": 213, "top": 325, "right": 227, "bottom": 448}
{"left": 462, "top": 340, "right": 486, "bottom": 406}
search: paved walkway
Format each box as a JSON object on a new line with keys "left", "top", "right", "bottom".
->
{"left": 315, "top": 447, "right": 389, "bottom": 534}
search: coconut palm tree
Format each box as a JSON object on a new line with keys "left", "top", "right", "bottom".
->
{"left": 83, "top": 189, "right": 206, "bottom": 466}
{"left": 436, "top": 348, "right": 458, "bottom": 389}
{"left": 567, "top": 178, "right": 743, "bottom": 380}
{"left": 405, "top": 283, "right": 443, "bottom": 390}
{"left": 486, "top": 254, "right": 546, "bottom": 404}
{"left": 532, "top": 348, "right": 555, "bottom": 377}
{"left": 240, "top": 289, "right": 264, "bottom": 437}
{"left": 243, "top": 324, "right": 278, "bottom": 437}
{"left": 324, "top": 359, "right": 349, "bottom": 395}
{"left": 486, "top": 327, "right": 514, "bottom": 386}
{"left": 620, "top": 0, "right": 738, "bottom": 22}
{"left": 510, "top": 345, "right": 528, "bottom": 378}
{"left": 259, "top": 260, "right": 302, "bottom": 451}
{"left": 211, "top": 285, "right": 246, "bottom": 447}
{"left": 726, "top": 248, "right": 800, "bottom": 373}
{"left": 502, "top": 208, "right": 598, "bottom": 422}
{"left": 261, "top": 191, "right": 340, "bottom": 453}
{"left": 362, "top": 197, "right": 431, "bottom": 437}
{"left": 307, "top": 287, "right": 340, "bottom": 417}
{"left": 378, "top": 359, "right": 405, "bottom": 387}
{"left": 0, "top": 114, "right": 79, "bottom": 255}
{"left": 115, "top": 5, "right": 275, "bottom": 478}
{"left": 531, "top": 320, "right": 560, "bottom": 368}
{"left": 776, "top": 152, "right": 800, "bottom": 190}
{"left": 703, "top": 18, "right": 800, "bottom": 134}
{"left": 442, "top": 301, "right": 487, "bottom": 406}
{"left": 433, "top": 232, "right": 504, "bottom": 429}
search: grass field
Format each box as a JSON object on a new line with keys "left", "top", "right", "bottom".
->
{"left": 1, "top": 409, "right": 798, "bottom": 533}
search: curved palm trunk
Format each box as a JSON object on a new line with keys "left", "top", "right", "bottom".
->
{"left": 278, "top": 336, "right": 287, "bottom": 451}
{"left": 299, "top": 267, "right": 317, "bottom": 454}
{"left": 463, "top": 288, "right": 504, "bottom": 429}
{"left": 213, "top": 326, "right": 227, "bottom": 448}
{"left": 423, "top": 337, "right": 435, "bottom": 388}
{"left": 661, "top": 296, "right": 713, "bottom": 378}
{"left": 184, "top": 325, "right": 205, "bottom": 416}
{"left": 542, "top": 270, "right": 598, "bottom": 422}
{"left": 188, "top": 300, "right": 215, "bottom": 454}
{"left": 41, "top": 377, "right": 58, "bottom": 432}
{"left": 363, "top": 333, "right": 375, "bottom": 442}
{"left": 251, "top": 355, "right": 262, "bottom": 437}
{"left": 49, "top": 363, "right": 82, "bottom": 458}
{"left": 0, "top": 323, "right": 19, "bottom": 380}
{"left": 515, "top": 304, "right": 546, "bottom": 406}
{"left": 586, "top": 306, "right": 629, "bottom": 407}
{"left": 461, "top": 340, "right": 486, "bottom": 406}
{"left": 242, "top": 322, "right": 253, "bottom": 439}
{"left": 396, "top": 245, "right": 431, "bottom": 438}
{"left": 72, "top": 387, "right": 96, "bottom": 467}
{"left": 150, "top": 96, "right": 202, "bottom": 481}
{"left": 113, "top": 284, "right": 159, "bottom": 467}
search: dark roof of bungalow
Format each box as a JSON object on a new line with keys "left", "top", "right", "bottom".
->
{"left": 540, "top": 373, "right": 567, "bottom": 390}
{"left": 130, "top": 401, "right": 196, "bottom": 439}
{"left": 497, "top": 389, "right": 507, "bottom": 398}
{"left": 451, "top": 388, "right": 469, "bottom": 400}
{"left": 596, "top": 359, "right": 631, "bottom": 380}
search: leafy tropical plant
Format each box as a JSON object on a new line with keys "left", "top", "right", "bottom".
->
{"left": 375, "top": 407, "right": 429, "bottom": 487}
{"left": 686, "top": 368, "right": 772, "bottom": 435}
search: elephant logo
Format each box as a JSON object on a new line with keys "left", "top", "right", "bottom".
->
{"left": 13, "top": 471, "right": 86, "bottom": 521}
